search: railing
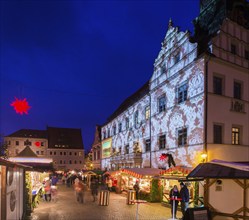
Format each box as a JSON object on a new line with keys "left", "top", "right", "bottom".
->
{"left": 230, "top": 99, "right": 245, "bottom": 113}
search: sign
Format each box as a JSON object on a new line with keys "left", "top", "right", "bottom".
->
{"left": 102, "top": 138, "right": 112, "bottom": 159}
{"left": 183, "top": 207, "right": 211, "bottom": 220}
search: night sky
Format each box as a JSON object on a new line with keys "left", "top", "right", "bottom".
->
{"left": 1, "top": 0, "right": 199, "bottom": 152}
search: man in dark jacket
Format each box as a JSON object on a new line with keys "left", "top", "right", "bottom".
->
{"left": 180, "top": 182, "right": 190, "bottom": 217}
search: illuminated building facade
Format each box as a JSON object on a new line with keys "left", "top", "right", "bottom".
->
{"left": 91, "top": 125, "right": 102, "bottom": 169}
{"left": 100, "top": 0, "right": 249, "bottom": 171}
{"left": 4, "top": 127, "right": 85, "bottom": 171}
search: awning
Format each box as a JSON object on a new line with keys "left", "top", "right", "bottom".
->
{"left": 120, "top": 168, "right": 162, "bottom": 178}
{"left": 187, "top": 160, "right": 249, "bottom": 179}
{"left": 160, "top": 165, "right": 192, "bottom": 175}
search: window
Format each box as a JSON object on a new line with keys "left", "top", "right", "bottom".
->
{"left": 214, "top": 124, "right": 223, "bottom": 144}
{"left": 177, "top": 83, "right": 188, "bottom": 103}
{"left": 174, "top": 53, "right": 180, "bottom": 64}
{"left": 125, "top": 145, "right": 129, "bottom": 154}
{"left": 178, "top": 128, "right": 187, "bottom": 146}
{"left": 41, "top": 151, "right": 44, "bottom": 155}
{"left": 213, "top": 76, "right": 223, "bottom": 95}
{"left": 69, "top": 160, "right": 72, "bottom": 164}
{"left": 158, "top": 95, "right": 166, "bottom": 113}
{"left": 159, "top": 135, "right": 166, "bottom": 149}
{"left": 125, "top": 118, "right": 129, "bottom": 130}
{"left": 232, "top": 127, "right": 240, "bottom": 145}
{"left": 75, "top": 160, "right": 77, "bottom": 164}
{"left": 145, "top": 106, "right": 150, "bottom": 120}
{"left": 60, "top": 152, "right": 62, "bottom": 155}
{"left": 50, "top": 152, "right": 52, "bottom": 155}
{"left": 15, "top": 141, "right": 19, "bottom": 146}
{"left": 60, "top": 160, "right": 62, "bottom": 164}
{"left": 113, "top": 125, "right": 116, "bottom": 135}
{"left": 75, "top": 152, "right": 77, "bottom": 156}
{"left": 36, "top": 151, "right": 39, "bottom": 155}
{"left": 234, "top": 81, "right": 242, "bottom": 99}
{"left": 69, "top": 152, "right": 72, "bottom": 156}
{"left": 64, "top": 152, "right": 66, "bottom": 155}
{"left": 103, "top": 131, "right": 106, "bottom": 139}
{"left": 54, "top": 152, "right": 56, "bottom": 155}
{"left": 107, "top": 128, "right": 110, "bottom": 137}
{"left": 231, "top": 44, "right": 236, "bottom": 54}
{"left": 134, "top": 111, "right": 139, "bottom": 127}
{"left": 119, "top": 147, "right": 122, "bottom": 155}
{"left": 64, "top": 160, "right": 66, "bottom": 164}
{"left": 41, "top": 142, "right": 44, "bottom": 147}
{"left": 145, "top": 139, "right": 151, "bottom": 152}
{"left": 118, "top": 123, "right": 122, "bottom": 132}
{"left": 79, "top": 152, "right": 82, "bottom": 156}
{"left": 245, "top": 50, "right": 249, "bottom": 60}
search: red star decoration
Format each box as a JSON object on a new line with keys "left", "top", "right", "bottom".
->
{"left": 35, "top": 142, "right": 41, "bottom": 147}
{"left": 10, "top": 97, "right": 31, "bottom": 115}
{"left": 159, "top": 153, "right": 168, "bottom": 161}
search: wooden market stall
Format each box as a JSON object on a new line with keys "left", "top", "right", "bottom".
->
{"left": 0, "top": 158, "right": 28, "bottom": 220}
{"left": 186, "top": 160, "right": 249, "bottom": 220}
{"left": 160, "top": 165, "right": 193, "bottom": 206}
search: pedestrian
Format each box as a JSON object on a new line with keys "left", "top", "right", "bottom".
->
{"left": 180, "top": 182, "right": 190, "bottom": 217}
{"left": 108, "top": 178, "right": 113, "bottom": 192}
{"left": 169, "top": 185, "right": 180, "bottom": 219}
{"left": 90, "top": 178, "right": 99, "bottom": 202}
{"left": 133, "top": 180, "right": 140, "bottom": 200}
{"left": 44, "top": 179, "right": 51, "bottom": 202}
{"left": 51, "top": 185, "right": 58, "bottom": 202}
{"left": 74, "top": 178, "right": 84, "bottom": 203}
{"left": 51, "top": 175, "right": 58, "bottom": 186}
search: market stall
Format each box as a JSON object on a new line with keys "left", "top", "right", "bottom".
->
{"left": 160, "top": 165, "right": 193, "bottom": 206}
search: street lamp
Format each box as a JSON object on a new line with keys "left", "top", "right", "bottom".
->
{"left": 201, "top": 153, "right": 207, "bottom": 163}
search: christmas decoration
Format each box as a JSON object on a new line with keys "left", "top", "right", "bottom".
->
{"left": 35, "top": 142, "right": 40, "bottom": 147}
{"left": 10, "top": 97, "right": 31, "bottom": 115}
{"left": 159, "top": 153, "right": 176, "bottom": 167}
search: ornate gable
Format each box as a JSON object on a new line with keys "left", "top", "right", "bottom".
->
{"left": 150, "top": 19, "right": 197, "bottom": 90}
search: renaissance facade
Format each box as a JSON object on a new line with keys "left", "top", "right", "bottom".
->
{"left": 99, "top": 0, "right": 249, "bottom": 171}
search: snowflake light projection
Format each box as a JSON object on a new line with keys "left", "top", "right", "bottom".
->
{"left": 10, "top": 97, "right": 31, "bottom": 115}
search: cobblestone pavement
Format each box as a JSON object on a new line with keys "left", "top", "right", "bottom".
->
{"left": 29, "top": 184, "right": 182, "bottom": 220}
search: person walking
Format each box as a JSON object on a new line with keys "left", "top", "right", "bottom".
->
{"left": 90, "top": 178, "right": 99, "bottom": 202}
{"left": 108, "top": 178, "right": 113, "bottom": 192}
{"left": 74, "top": 178, "right": 84, "bottom": 203}
{"left": 44, "top": 179, "right": 51, "bottom": 202}
{"left": 169, "top": 185, "right": 180, "bottom": 219}
{"left": 180, "top": 182, "right": 190, "bottom": 217}
{"left": 133, "top": 181, "right": 140, "bottom": 200}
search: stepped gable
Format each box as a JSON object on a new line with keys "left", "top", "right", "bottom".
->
{"left": 5, "top": 129, "right": 47, "bottom": 138}
{"left": 106, "top": 80, "right": 150, "bottom": 123}
{"left": 47, "top": 126, "right": 84, "bottom": 149}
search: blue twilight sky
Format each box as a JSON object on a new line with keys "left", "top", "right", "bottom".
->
{"left": 0, "top": 0, "right": 199, "bottom": 152}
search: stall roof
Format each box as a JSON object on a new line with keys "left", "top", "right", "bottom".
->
{"left": 187, "top": 160, "right": 249, "bottom": 179}
{"left": 0, "top": 157, "right": 31, "bottom": 169}
{"left": 160, "top": 165, "right": 192, "bottom": 175}
{"left": 120, "top": 168, "right": 162, "bottom": 178}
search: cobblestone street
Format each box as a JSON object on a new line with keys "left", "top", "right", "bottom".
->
{"left": 29, "top": 184, "right": 181, "bottom": 220}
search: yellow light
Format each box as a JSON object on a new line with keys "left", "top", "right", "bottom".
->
{"left": 201, "top": 153, "right": 207, "bottom": 162}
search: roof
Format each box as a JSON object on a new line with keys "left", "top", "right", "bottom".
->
{"left": 160, "top": 165, "right": 192, "bottom": 175}
{"left": 16, "top": 146, "right": 38, "bottom": 157}
{"left": 5, "top": 129, "right": 47, "bottom": 138}
{"left": 0, "top": 157, "right": 30, "bottom": 169}
{"left": 104, "top": 168, "right": 162, "bottom": 179}
{"left": 187, "top": 160, "right": 249, "bottom": 179}
{"left": 106, "top": 81, "right": 150, "bottom": 122}
{"left": 47, "top": 127, "right": 84, "bottom": 149}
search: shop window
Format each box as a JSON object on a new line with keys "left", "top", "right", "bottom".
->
{"left": 177, "top": 83, "right": 188, "bottom": 104}
{"left": 145, "top": 106, "right": 150, "bottom": 120}
{"left": 145, "top": 139, "right": 151, "bottom": 152}
{"left": 234, "top": 81, "right": 242, "bottom": 100}
{"left": 213, "top": 76, "right": 223, "bottom": 95}
{"left": 214, "top": 124, "right": 223, "bottom": 144}
{"left": 158, "top": 95, "right": 166, "bottom": 113}
{"left": 178, "top": 128, "right": 187, "bottom": 146}
{"left": 159, "top": 135, "right": 166, "bottom": 149}
{"left": 232, "top": 127, "right": 240, "bottom": 145}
